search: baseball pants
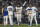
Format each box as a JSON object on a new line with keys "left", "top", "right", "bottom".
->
{"left": 9, "top": 15, "right": 13, "bottom": 25}
{"left": 30, "top": 13, "right": 38, "bottom": 26}
{"left": 3, "top": 15, "right": 8, "bottom": 26}
{"left": 17, "top": 14, "right": 21, "bottom": 25}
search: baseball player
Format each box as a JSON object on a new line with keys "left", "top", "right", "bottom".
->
{"left": 15, "top": 1, "right": 27, "bottom": 26}
{"left": 2, "top": 6, "right": 8, "bottom": 26}
{"left": 16, "top": 6, "right": 22, "bottom": 26}
{"left": 25, "top": 4, "right": 32, "bottom": 25}
{"left": 7, "top": 5, "right": 14, "bottom": 26}
{"left": 30, "top": 5, "right": 38, "bottom": 26}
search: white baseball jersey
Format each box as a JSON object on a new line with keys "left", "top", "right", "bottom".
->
{"left": 30, "top": 7, "right": 38, "bottom": 25}
{"left": 7, "top": 6, "right": 13, "bottom": 15}
{"left": 26, "top": 7, "right": 32, "bottom": 14}
{"left": 16, "top": 7, "right": 22, "bottom": 13}
{"left": 31, "top": 7, "right": 37, "bottom": 13}
{"left": 26, "top": 7, "right": 31, "bottom": 10}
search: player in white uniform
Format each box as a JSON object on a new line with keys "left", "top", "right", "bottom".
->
{"left": 25, "top": 4, "right": 32, "bottom": 25}
{"left": 7, "top": 5, "right": 13, "bottom": 26}
{"left": 30, "top": 5, "right": 38, "bottom": 26}
{"left": 15, "top": 1, "right": 27, "bottom": 26}
{"left": 16, "top": 6, "right": 22, "bottom": 26}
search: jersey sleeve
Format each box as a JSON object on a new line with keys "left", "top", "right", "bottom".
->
{"left": 26, "top": 7, "right": 29, "bottom": 10}
{"left": 12, "top": 7, "right": 14, "bottom": 11}
{"left": 20, "top": 7, "right": 22, "bottom": 10}
{"left": 35, "top": 7, "right": 37, "bottom": 10}
{"left": 2, "top": 8, "right": 4, "bottom": 14}
{"left": 7, "top": 7, "right": 8, "bottom": 11}
{"left": 25, "top": 7, "right": 28, "bottom": 12}
{"left": 34, "top": 7, "right": 37, "bottom": 11}
{"left": 16, "top": 7, "right": 17, "bottom": 10}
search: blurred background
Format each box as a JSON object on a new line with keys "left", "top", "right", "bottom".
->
{"left": 0, "top": 0, "right": 40, "bottom": 24}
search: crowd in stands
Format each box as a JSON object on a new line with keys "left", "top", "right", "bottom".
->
{"left": 0, "top": 0, "right": 40, "bottom": 17}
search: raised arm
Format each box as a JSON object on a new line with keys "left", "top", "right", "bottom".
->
{"left": 21, "top": 1, "right": 27, "bottom": 7}
{"left": 23, "top": 1, "right": 27, "bottom": 6}
{"left": 2, "top": 8, "right": 4, "bottom": 16}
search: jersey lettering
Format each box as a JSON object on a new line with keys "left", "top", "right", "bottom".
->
{"left": 8, "top": 8, "right": 12, "bottom": 11}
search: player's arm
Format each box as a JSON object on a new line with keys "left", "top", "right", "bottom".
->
{"left": 37, "top": 9, "right": 39, "bottom": 12}
{"left": 25, "top": 10, "right": 27, "bottom": 14}
{"left": 25, "top": 8, "right": 28, "bottom": 14}
{"left": 21, "top": 1, "right": 27, "bottom": 7}
{"left": 22, "top": 1, "right": 27, "bottom": 6}
{"left": 12, "top": 7, "right": 14, "bottom": 11}
{"left": 36, "top": 8, "right": 38, "bottom": 10}
{"left": 25, "top": 7, "right": 29, "bottom": 12}
{"left": 7, "top": 7, "right": 8, "bottom": 11}
{"left": 25, "top": 7, "right": 31, "bottom": 15}
{"left": 15, "top": 7, "right": 17, "bottom": 12}
{"left": 35, "top": 7, "right": 38, "bottom": 11}
{"left": 2, "top": 8, "right": 3, "bottom": 16}
{"left": 15, "top": 7, "right": 19, "bottom": 12}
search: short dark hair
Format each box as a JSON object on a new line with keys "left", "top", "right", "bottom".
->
{"left": 9, "top": 2, "right": 12, "bottom": 6}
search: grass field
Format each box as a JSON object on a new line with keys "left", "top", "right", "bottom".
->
{"left": 0, "top": 24, "right": 40, "bottom": 27}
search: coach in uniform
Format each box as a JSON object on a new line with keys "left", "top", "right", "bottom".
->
{"left": 2, "top": 6, "right": 8, "bottom": 26}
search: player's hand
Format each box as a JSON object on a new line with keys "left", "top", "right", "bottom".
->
{"left": 2, "top": 14, "right": 3, "bottom": 16}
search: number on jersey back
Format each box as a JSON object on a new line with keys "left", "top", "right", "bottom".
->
{"left": 8, "top": 8, "right": 12, "bottom": 11}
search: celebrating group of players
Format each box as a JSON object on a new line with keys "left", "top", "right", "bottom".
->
{"left": 2, "top": 1, "right": 38, "bottom": 26}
